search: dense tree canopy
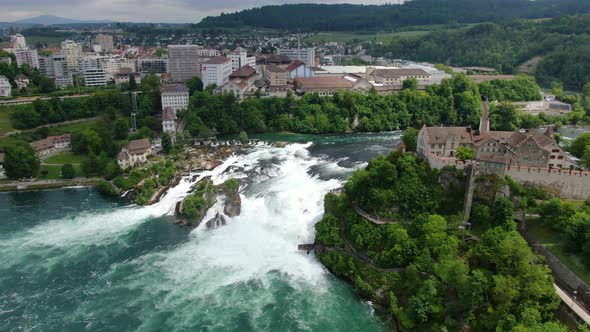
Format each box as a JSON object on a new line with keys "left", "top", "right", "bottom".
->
{"left": 197, "top": 0, "right": 590, "bottom": 31}
{"left": 369, "top": 15, "right": 590, "bottom": 89}
{"left": 3, "top": 141, "right": 39, "bottom": 179}
{"left": 316, "top": 152, "right": 563, "bottom": 331}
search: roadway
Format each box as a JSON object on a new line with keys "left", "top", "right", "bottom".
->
{"left": 555, "top": 284, "right": 590, "bottom": 325}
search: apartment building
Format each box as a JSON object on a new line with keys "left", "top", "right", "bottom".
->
{"left": 138, "top": 57, "right": 168, "bottom": 74}
{"left": 14, "top": 48, "right": 39, "bottom": 69}
{"left": 227, "top": 48, "right": 256, "bottom": 72}
{"left": 61, "top": 40, "right": 83, "bottom": 73}
{"left": 161, "top": 84, "right": 189, "bottom": 115}
{"left": 168, "top": 45, "right": 200, "bottom": 82}
{"left": 0, "top": 75, "right": 11, "bottom": 97}
{"left": 264, "top": 64, "right": 288, "bottom": 87}
{"left": 96, "top": 34, "right": 114, "bottom": 52}
{"left": 202, "top": 56, "right": 232, "bottom": 88}
{"left": 277, "top": 48, "right": 316, "bottom": 66}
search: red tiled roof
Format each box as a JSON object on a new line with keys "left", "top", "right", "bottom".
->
{"left": 230, "top": 65, "right": 256, "bottom": 78}
{"left": 286, "top": 60, "right": 304, "bottom": 72}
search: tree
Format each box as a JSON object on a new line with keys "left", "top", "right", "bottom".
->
{"left": 490, "top": 197, "right": 515, "bottom": 230}
{"left": 456, "top": 146, "right": 475, "bottom": 161}
{"left": 550, "top": 81, "right": 564, "bottom": 100}
{"left": 161, "top": 132, "right": 172, "bottom": 154}
{"left": 4, "top": 141, "right": 40, "bottom": 179}
{"left": 490, "top": 103, "right": 521, "bottom": 131}
{"left": 239, "top": 131, "right": 249, "bottom": 144}
{"left": 187, "top": 77, "right": 204, "bottom": 95}
{"left": 61, "top": 163, "right": 76, "bottom": 179}
{"left": 403, "top": 78, "right": 418, "bottom": 91}
{"left": 582, "top": 146, "right": 590, "bottom": 169}
{"left": 570, "top": 133, "right": 590, "bottom": 158}
{"left": 401, "top": 128, "right": 419, "bottom": 151}
{"left": 129, "top": 74, "right": 138, "bottom": 91}
{"left": 114, "top": 119, "right": 129, "bottom": 140}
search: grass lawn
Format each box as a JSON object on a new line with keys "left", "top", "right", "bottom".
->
{"left": 39, "top": 164, "right": 82, "bottom": 180}
{"left": 26, "top": 35, "right": 68, "bottom": 47}
{"left": 46, "top": 118, "right": 99, "bottom": 135}
{"left": 0, "top": 110, "right": 13, "bottom": 135}
{"left": 526, "top": 219, "right": 590, "bottom": 285}
{"left": 44, "top": 152, "right": 87, "bottom": 165}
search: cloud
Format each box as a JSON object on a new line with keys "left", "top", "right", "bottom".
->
{"left": 0, "top": 0, "right": 393, "bottom": 23}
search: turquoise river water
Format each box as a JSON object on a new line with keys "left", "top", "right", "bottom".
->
{"left": 0, "top": 132, "right": 401, "bottom": 331}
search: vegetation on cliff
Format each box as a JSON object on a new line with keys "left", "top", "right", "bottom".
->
{"left": 315, "top": 152, "right": 564, "bottom": 331}
{"left": 180, "top": 178, "right": 217, "bottom": 225}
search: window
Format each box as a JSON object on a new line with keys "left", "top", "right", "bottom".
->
{"left": 558, "top": 156, "right": 564, "bottom": 160}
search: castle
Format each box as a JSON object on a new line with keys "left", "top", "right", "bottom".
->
{"left": 417, "top": 100, "right": 576, "bottom": 175}
{"left": 416, "top": 100, "right": 590, "bottom": 200}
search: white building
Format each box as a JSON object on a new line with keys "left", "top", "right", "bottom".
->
{"left": 227, "top": 48, "right": 256, "bottom": 72}
{"left": 162, "top": 107, "right": 176, "bottom": 134}
{"left": 202, "top": 56, "right": 232, "bottom": 88}
{"left": 0, "top": 75, "right": 11, "bottom": 97}
{"left": 117, "top": 139, "right": 152, "bottom": 169}
{"left": 83, "top": 68, "right": 108, "bottom": 87}
{"left": 161, "top": 84, "right": 189, "bottom": 115}
{"left": 52, "top": 53, "right": 72, "bottom": 87}
{"left": 96, "top": 34, "right": 114, "bottom": 52}
{"left": 168, "top": 45, "right": 201, "bottom": 82}
{"left": 101, "top": 58, "right": 137, "bottom": 79}
{"left": 14, "top": 48, "right": 39, "bottom": 69}
{"left": 61, "top": 40, "right": 83, "bottom": 73}
{"left": 10, "top": 34, "right": 26, "bottom": 49}
{"left": 277, "top": 48, "right": 316, "bottom": 66}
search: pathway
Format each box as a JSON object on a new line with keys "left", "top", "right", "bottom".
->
{"left": 554, "top": 284, "right": 590, "bottom": 326}
{"left": 352, "top": 204, "right": 397, "bottom": 225}
{"left": 1, "top": 117, "right": 98, "bottom": 138}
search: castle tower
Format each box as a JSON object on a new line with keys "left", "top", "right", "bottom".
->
{"left": 544, "top": 125, "right": 554, "bottom": 138}
{"left": 479, "top": 97, "right": 490, "bottom": 134}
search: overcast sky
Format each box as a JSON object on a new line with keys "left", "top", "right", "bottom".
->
{"left": 1, "top": 0, "right": 401, "bottom": 23}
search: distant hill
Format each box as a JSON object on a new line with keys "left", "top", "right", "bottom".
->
{"left": 13, "top": 15, "right": 113, "bottom": 25}
{"left": 196, "top": 0, "right": 590, "bottom": 31}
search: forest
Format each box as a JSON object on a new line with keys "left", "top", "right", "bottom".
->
{"left": 368, "top": 14, "right": 590, "bottom": 89}
{"left": 315, "top": 151, "right": 568, "bottom": 331}
{"left": 196, "top": 0, "right": 590, "bottom": 31}
{"left": 184, "top": 74, "right": 562, "bottom": 137}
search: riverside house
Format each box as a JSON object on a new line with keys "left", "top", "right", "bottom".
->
{"left": 30, "top": 134, "right": 71, "bottom": 157}
{"left": 117, "top": 139, "right": 152, "bottom": 169}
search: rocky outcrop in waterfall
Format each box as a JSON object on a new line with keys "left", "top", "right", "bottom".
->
{"left": 175, "top": 177, "right": 242, "bottom": 227}
{"left": 221, "top": 179, "right": 241, "bottom": 217}
{"left": 176, "top": 177, "right": 217, "bottom": 226}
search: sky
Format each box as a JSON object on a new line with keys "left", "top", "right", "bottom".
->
{"left": 0, "top": 0, "right": 404, "bottom": 23}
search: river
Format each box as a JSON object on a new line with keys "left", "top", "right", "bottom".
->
{"left": 0, "top": 132, "right": 400, "bottom": 331}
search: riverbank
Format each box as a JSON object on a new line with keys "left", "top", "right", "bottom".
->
{"left": 0, "top": 177, "right": 102, "bottom": 192}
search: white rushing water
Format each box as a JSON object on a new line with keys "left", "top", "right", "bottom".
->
{"left": 1, "top": 142, "right": 388, "bottom": 331}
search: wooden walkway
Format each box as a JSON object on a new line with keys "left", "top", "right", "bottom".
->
{"left": 352, "top": 204, "right": 397, "bottom": 225}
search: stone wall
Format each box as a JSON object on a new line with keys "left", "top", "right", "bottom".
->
{"left": 505, "top": 166, "right": 590, "bottom": 200}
